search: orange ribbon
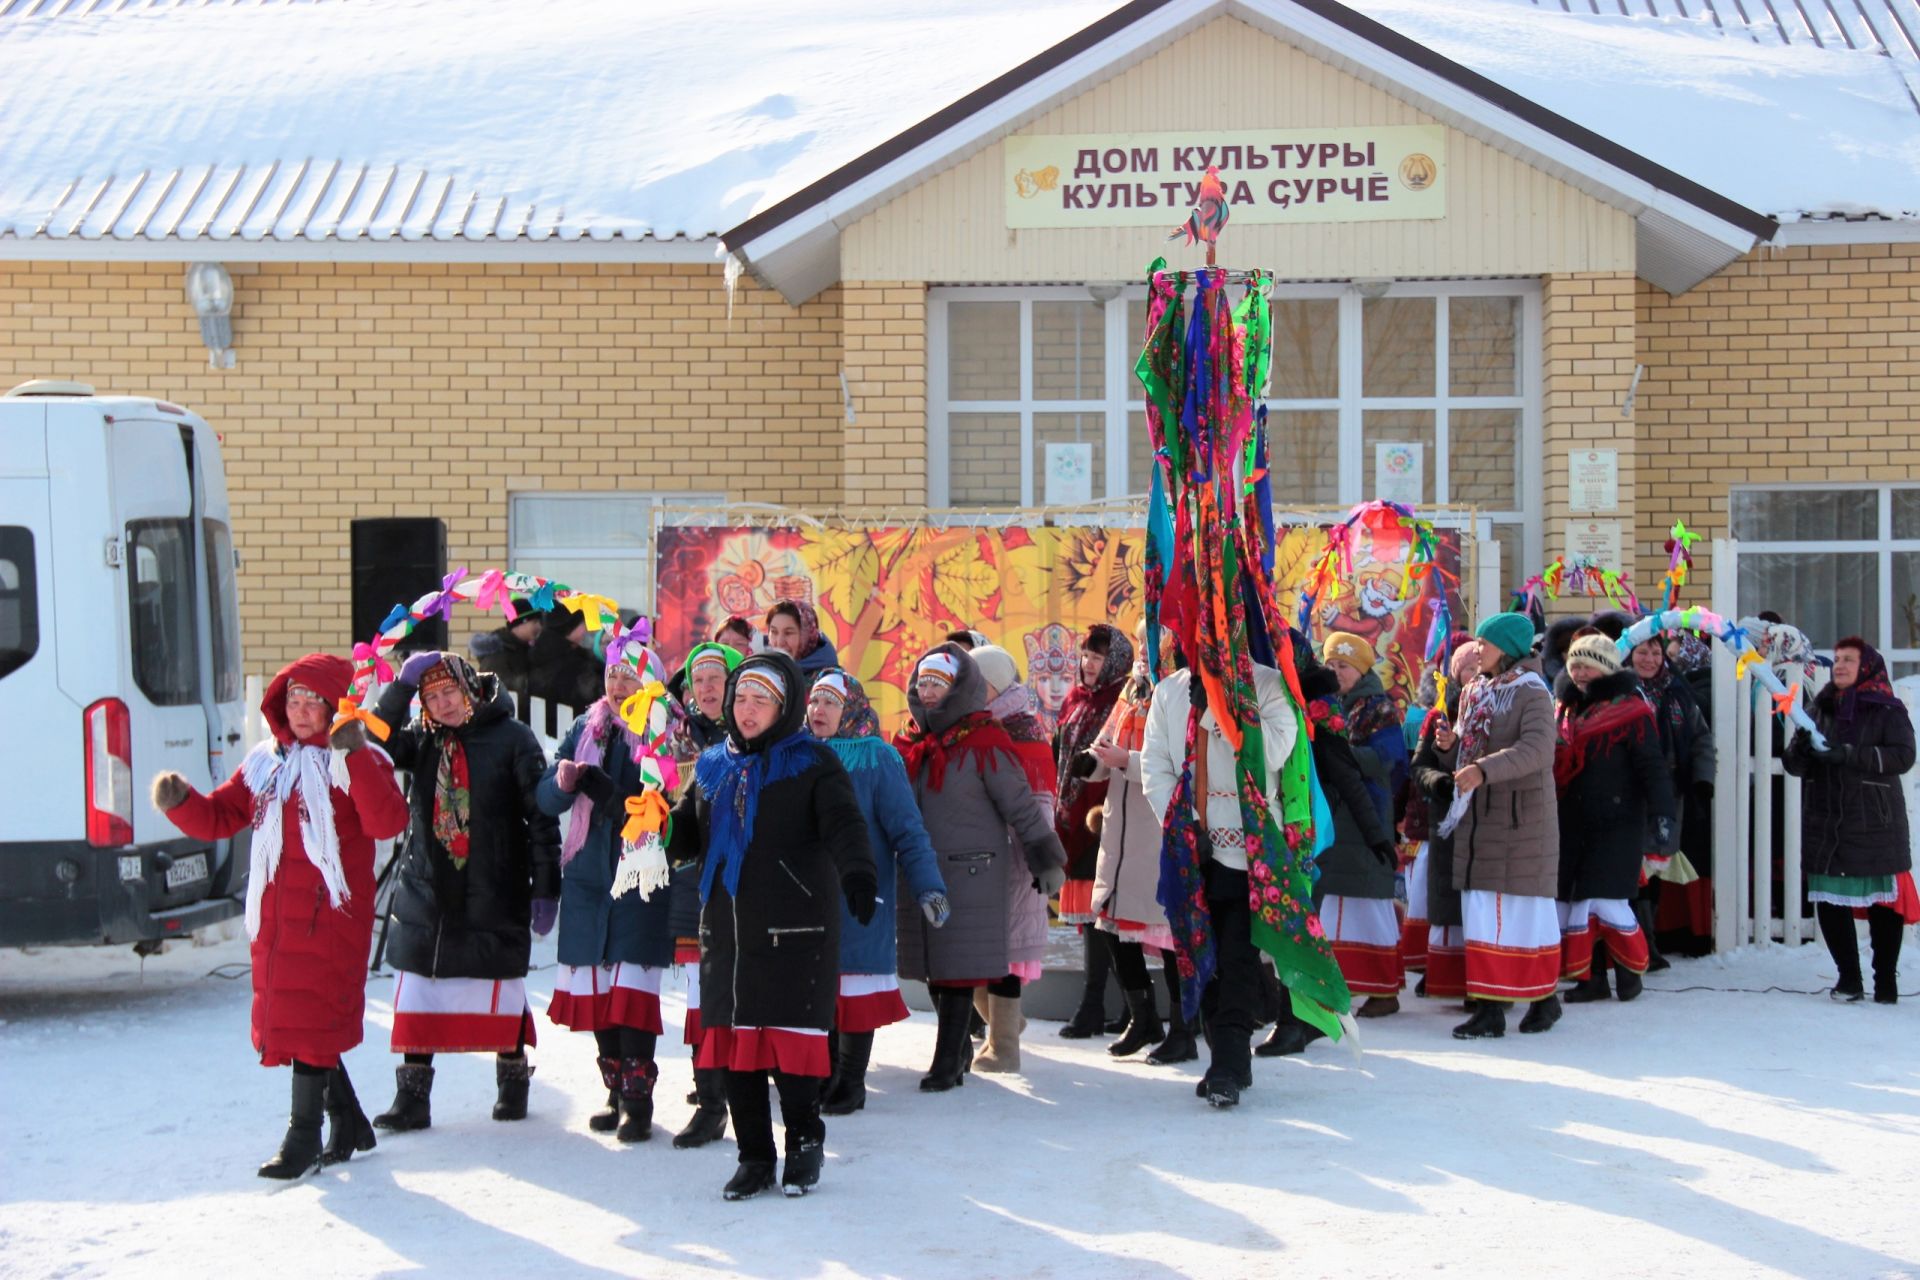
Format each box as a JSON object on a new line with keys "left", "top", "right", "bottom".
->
{"left": 331, "top": 698, "right": 391, "bottom": 742}
{"left": 621, "top": 791, "right": 670, "bottom": 844}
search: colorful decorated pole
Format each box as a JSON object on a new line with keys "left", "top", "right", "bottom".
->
{"left": 1510, "top": 554, "right": 1639, "bottom": 617}
{"left": 1134, "top": 254, "right": 1352, "bottom": 1041}
{"left": 602, "top": 625, "right": 682, "bottom": 902}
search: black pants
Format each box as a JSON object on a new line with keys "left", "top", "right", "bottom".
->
{"left": 1199, "top": 861, "right": 1261, "bottom": 1081}
{"left": 726, "top": 1069, "right": 824, "bottom": 1163}
{"left": 592, "top": 1026, "right": 659, "bottom": 1060}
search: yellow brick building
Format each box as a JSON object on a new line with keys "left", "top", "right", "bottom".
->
{"left": 3, "top": 0, "right": 1916, "bottom": 674}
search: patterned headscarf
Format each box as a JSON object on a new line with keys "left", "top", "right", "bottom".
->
{"left": 810, "top": 667, "right": 880, "bottom": 739}
{"left": 415, "top": 652, "right": 489, "bottom": 870}
{"left": 1054, "top": 623, "right": 1136, "bottom": 824}
{"left": 1740, "top": 615, "right": 1820, "bottom": 688}
{"left": 1819, "top": 638, "right": 1901, "bottom": 744}
{"left": 766, "top": 599, "right": 824, "bottom": 660}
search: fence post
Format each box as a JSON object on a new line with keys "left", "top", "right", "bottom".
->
{"left": 1710, "top": 539, "right": 1740, "bottom": 954}
{"left": 1751, "top": 665, "right": 1773, "bottom": 945}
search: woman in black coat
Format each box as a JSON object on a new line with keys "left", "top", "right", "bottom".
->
{"left": 1552, "top": 634, "right": 1674, "bottom": 1007}
{"left": 1784, "top": 637, "right": 1916, "bottom": 1004}
{"left": 1404, "top": 637, "right": 1481, "bottom": 1004}
{"left": 668, "top": 651, "right": 877, "bottom": 1201}
{"left": 372, "top": 651, "right": 561, "bottom": 1129}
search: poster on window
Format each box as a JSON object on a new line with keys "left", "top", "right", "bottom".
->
{"left": 1043, "top": 442, "right": 1095, "bottom": 506}
{"left": 1374, "top": 442, "right": 1423, "bottom": 506}
{"left": 653, "top": 522, "right": 1463, "bottom": 735}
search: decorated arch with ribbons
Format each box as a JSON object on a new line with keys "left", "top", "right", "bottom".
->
{"left": 1511, "top": 554, "right": 1640, "bottom": 618}
{"left": 1616, "top": 607, "right": 1828, "bottom": 749}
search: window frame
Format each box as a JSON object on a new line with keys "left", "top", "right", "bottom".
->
{"left": 507, "top": 491, "right": 725, "bottom": 614}
{"left": 0, "top": 525, "right": 39, "bottom": 683}
{"left": 1729, "top": 482, "right": 1920, "bottom": 673}
{"left": 125, "top": 516, "right": 201, "bottom": 707}
{"left": 928, "top": 280, "right": 1542, "bottom": 569}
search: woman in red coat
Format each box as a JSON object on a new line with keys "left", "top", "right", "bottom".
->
{"left": 153, "top": 653, "right": 409, "bottom": 1180}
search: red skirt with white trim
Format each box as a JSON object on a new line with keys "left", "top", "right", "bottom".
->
{"left": 1399, "top": 844, "right": 1431, "bottom": 971}
{"left": 836, "top": 973, "right": 910, "bottom": 1033}
{"left": 696, "top": 1026, "right": 831, "bottom": 1077}
{"left": 547, "top": 963, "right": 665, "bottom": 1034}
{"left": 1057, "top": 878, "right": 1096, "bottom": 925}
{"left": 390, "top": 973, "right": 536, "bottom": 1054}
{"left": 1320, "top": 894, "right": 1405, "bottom": 996}
{"left": 1462, "top": 890, "right": 1561, "bottom": 1003}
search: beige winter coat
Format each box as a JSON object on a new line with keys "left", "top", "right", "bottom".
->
{"left": 1445, "top": 656, "right": 1561, "bottom": 900}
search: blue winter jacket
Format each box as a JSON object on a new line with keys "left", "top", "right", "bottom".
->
{"left": 536, "top": 714, "right": 675, "bottom": 969}
{"left": 825, "top": 736, "right": 945, "bottom": 974}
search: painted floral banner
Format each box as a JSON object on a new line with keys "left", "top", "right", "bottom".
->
{"left": 654, "top": 524, "right": 1462, "bottom": 737}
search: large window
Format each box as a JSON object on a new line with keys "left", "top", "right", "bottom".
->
{"left": 127, "top": 518, "right": 199, "bottom": 706}
{"left": 1733, "top": 485, "right": 1920, "bottom": 675}
{"left": 930, "top": 283, "right": 1539, "bottom": 564}
{"left": 0, "top": 527, "right": 38, "bottom": 682}
{"left": 510, "top": 492, "right": 723, "bottom": 614}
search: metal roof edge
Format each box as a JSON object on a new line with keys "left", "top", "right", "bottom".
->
{"left": 0, "top": 233, "right": 722, "bottom": 264}
{"left": 1771, "top": 217, "right": 1920, "bottom": 246}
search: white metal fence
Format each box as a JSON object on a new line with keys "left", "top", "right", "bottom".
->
{"left": 1709, "top": 537, "right": 1920, "bottom": 953}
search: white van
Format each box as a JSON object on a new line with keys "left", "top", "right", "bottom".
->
{"left": 0, "top": 381, "right": 248, "bottom": 947}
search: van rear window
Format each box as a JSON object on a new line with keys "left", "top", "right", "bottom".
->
{"left": 203, "top": 519, "right": 242, "bottom": 703}
{"left": 128, "top": 519, "right": 200, "bottom": 706}
{"left": 0, "top": 527, "right": 38, "bottom": 682}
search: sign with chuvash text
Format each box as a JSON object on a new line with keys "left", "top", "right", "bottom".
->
{"left": 1006, "top": 127, "right": 1446, "bottom": 229}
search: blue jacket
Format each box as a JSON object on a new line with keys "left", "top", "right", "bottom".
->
{"left": 825, "top": 736, "right": 945, "bottom": 974}
{"left": 536, "top": 715, "right": 675, "bottom": 969}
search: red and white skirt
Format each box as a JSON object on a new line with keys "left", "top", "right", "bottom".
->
{"left": 696, "top": 1026, "right": 831, "bottom": 1077}
{"left": 1399, "top": 843, "right": 1431, "bottom": 971}
{"left": 547, "top": 963, "right": 665, "bottom": 1035}
{"left": 1557, "top": 899, "right": 1648, "bottom": 978}
{"left": 1057, "top": 878, "right": 1097, "bottom": 925}
{"left": 675, "top": 942, "right": 703, "bottom": 1047}
{"left": 836, "top": 973, "right": 911, "bottom": 1034}
{"left": 1424, "top": 925, "right": 1467, "bottom": 998}
{"left": 1462, "top": 890, "right": 1561, "bottom": 1003}
{"left": 390, "top": 972, "right": 536, "bottom": 1054}
{"left": 1319, "top": 894, "right": 1405, "bottom": 996}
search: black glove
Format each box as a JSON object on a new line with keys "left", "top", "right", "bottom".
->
{"left": 1068, "top": 750, "right": 1098, "bottom": 780}
{"left": 1368, "top": 840, "right": 1398, "bottom": 868}
{"left": 574, "top": 764, "right": 616, "bottom": 808}
{"left": 1692, "top": 779, "right": 1714, "bottom": 803}
{"left": 1811, "top": 741, "right": 1853, "bottom": 768}
{"left": 843, "top": 870, "right": 878, "bottom": 926}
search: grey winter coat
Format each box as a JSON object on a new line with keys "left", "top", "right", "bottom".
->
{"left": 1448, "top": 657, "right": 1561, "bottom": 900}
{"left": 894, "top": 644, "right": 1068, "bottom": 983}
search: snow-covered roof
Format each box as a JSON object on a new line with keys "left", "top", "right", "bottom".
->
{"left": 0, "top": 0, "right": 1915, "bottom": 273}
{"left": 0, "top": 0, "right": 1118, "bottom": 257}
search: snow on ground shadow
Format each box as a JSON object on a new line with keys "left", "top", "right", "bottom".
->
{"left": 1, "top": 932, "right": 1916, "bottom": 1280}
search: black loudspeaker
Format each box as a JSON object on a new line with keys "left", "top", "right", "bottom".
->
{"left": 351, "top": 518, "right": 448, "bottom": 652}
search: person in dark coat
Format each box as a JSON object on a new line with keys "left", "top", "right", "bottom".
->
{"left": 894, "top": 645, "right": 1068, "bottom": 1091}
{"left": 372, "top": 651, "right": 561, "bottom": 1130}
{"left": 1405, "top": 638, "right": 1482, "bottom": 1004}
{"left": 763, "top": 598, "right": 840, "bottom": 687}
{"left": 529, "top": 609, "right": 605, "bottom": 712}
{"left": 1784, "top": 637, "right": 1916, "bottom": 1004}
{"left": 1552, "top": 633, "right": 1675, "bottom": 1006}
{"left": 153, "top": 654, "right": 410, "bottom": 1178}
{"left": 1313, "top": 630, "right": 1410, "bottom": 1018}
{"left": 1628, "top": 631, "right": 1716, "bottom": 971}
{"left": 468, "top": 600, "right": 543, "bottom": 704}
{"left": 1540, "top": 615, "right": 1587, "bottom": 687}
{"left": 537, "top": 631, "right": 683, "bottom": 1142}
{"left": 667, "top": 651, "right": 877, "bottom": 1200}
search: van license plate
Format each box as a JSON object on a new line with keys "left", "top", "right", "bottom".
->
{"left": 165, "top": 853, "right": 208, "bottom": 890}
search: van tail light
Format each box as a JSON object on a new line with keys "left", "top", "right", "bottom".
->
{"left": 84, "top": 698, "right": 134, "bottom": 847}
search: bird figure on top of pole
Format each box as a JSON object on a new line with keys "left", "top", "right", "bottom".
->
{"left": 1167, "top": 164, "right": 1229, "bottom": 266}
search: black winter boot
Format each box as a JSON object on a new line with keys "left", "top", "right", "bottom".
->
{"left": 821, "top": 1031, "right": 874, "bottom": 1115}
{"left": 373, "top": 1063, "right": 433, "bottom": 1131}
{"left": 1108, "top": 987, "right": 1165, "bottom": 1058}
{"left": 674, "top": 1068, "right": 730, "bottom": 1149}
{"left": 492, "top": 1054, "right": 533, "bottom": 1122}
{"left": 616, "top": 1058, "right": 657, "bottom": 1143}
{"left": 321, "top": 1064, "right": 376, "bottom": 1166}
{"left": 1148, "top": 959, "right": 1198, "bottom": 1065}
{"left": 1452, "top": 1001, "right": 1507, "bottom": 1039}
{"left": 1819, "top": 901, "right": 1865, "bottom": 1000}
{"left": 1563, "top": 969, "right": 1611, "bottom": 1003}
{"left": 1869, "top": 906, "right": 1904, "bottom": 1005}
{"left": 1614, "top": 967, "right": 1644, "bottom": 1002}
{"left": 1059, "top": 929, "right": 1113, "bottom": 1038}
{"left": 1519, "top": 994, "right": 1562, "bottom": 1034}
{"left": 723, "top": 1161, "right": 778, "bottom": 1201}
{"left": 1636, "top": 896, "right": 1670, "bottom": 972}
{"left": 259, "top": 1069, "right": 327, "bottom": 1180}
{"left": 782, "top": 1140, "right": 824, "bottom": 1196}
{"left": 920, "top": 988, "right": 972, "bottom": 1092}
{"left": 590, "top": 1056, "right": 622, "bottom": 1133}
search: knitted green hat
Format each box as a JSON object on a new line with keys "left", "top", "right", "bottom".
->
{"left": 1476, "top": 612, "right": 1536, "bottom": 660}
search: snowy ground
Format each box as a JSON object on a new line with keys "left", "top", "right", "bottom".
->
{"left": 2, "top": 930, "right": 1916, "bottom": 1280}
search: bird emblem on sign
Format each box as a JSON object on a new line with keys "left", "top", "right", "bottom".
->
{"left": 1166, "top": 165, "right": 1229, "bottom": 266}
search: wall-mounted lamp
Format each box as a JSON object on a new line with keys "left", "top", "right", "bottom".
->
{"left": 1087, "top": 283, "right": 1122, "bottom": 304}
{"left": 1350, "top": 277, "right": 1394, "bottom": 300}
{"left": 184, "top": 263, "right": 236, "bottom": 368}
